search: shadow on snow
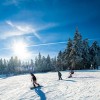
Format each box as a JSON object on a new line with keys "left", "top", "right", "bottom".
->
{"left": 34, "top": 87, "right": 46, "bottom": 100}
{"left": 64, "top": 79, "right": 77, "bottom": 82}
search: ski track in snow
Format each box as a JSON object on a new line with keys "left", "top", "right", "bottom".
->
{"left": 0, "top": 70, "right": 100, "bottom": 100}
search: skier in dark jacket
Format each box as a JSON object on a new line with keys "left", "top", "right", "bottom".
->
{"left": 58, "top": 71, "right": 62, "bottom": 80}
{"left": 68, "top": 69, "right": 74, "bottom": 78}
{"left": 30, "top": 73, "right": 40, "bottom": 87}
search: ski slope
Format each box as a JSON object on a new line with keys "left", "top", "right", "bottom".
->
{"left": 0, "top": 70, "right": 100, "bottom": 100}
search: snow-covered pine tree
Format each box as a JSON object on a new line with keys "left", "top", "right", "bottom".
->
{"left": 69, "top": 28, "right": 83, "bottom": 70}
{"left": 34, "top": 57, "right": 38, "bottom": 72}
{"left": 51, "top": 57, "right": 57, "bottom": 71}
{"left": 46, "top": 55, "right": 52, "bottom": 71}
{"left": 34, "top": 53, "right": 43, "bottom": 72}
{"left": 14, "top": 56, "right": 20, "bottom": 74}
{"left": 41, "top": 56, "right": 47, "bottom": 72}
{"left": 57, "top": 51, "right": 63, "bottom": 70}
{"left": 21, "top": 61, "right": 26, "bottom": 73}
{"left": 89, "top": 41, "right": 99, "bottom": 69}
{"left": 97, "top": 47, "right": 100, "bottom": 67}
{"left": 0, "top": 59, "right": 4, "bottom": 74}
{"left": 35, "top": 53, "right": 54, "bottom": 72}
{"left": 17, "top": 59, "right": 22, "bottom": 74}
{"left": 38, "top": 53, "right": 42, "bottom": 71}
{"left": 8, "top": 57, "right": 15, "bottom": 73}
{"left": 30, "top": 59, "right": 34, "bottom": 72}
{"left": 82, "top": 39, "right": 90, "bottom": 69}
{"left": 63, "top": 38, "right": 73, "bottom": 70}
{"left": 3, "top": 59, "right": 7, "bottom": 74}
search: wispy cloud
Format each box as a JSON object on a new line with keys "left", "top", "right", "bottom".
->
{"left": 35, "top": 23, "right": 58, "bottom": 31}
{"left": 2, "top": 20, "right": 58, "bottom": 40}
{"left": 6, "top": 20, "right": 14, "bottom": 27}
{"left": 0, "top": 41, "right": 66, "bottom": 51}
{"left": 5, "top": 20, "right": 41, "bottom": 39}
{"left": 27, "top": 41, "right": 66, "bottom": 47}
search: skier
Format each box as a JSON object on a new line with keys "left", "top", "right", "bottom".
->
{"left": 58, "top": 71, "right": 62, "bottom": 80}
{"left": 30, "top": 73, "right": 40, "bottom": 87}
{"left": 68, "top": 69, "right": 74, "bottom": 78}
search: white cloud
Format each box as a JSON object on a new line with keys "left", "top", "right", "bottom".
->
{"left": 0, "top": 41, "right": 66, "bottom": 51}
{"left": 27, "top": 41, "right": 66, "bottom": 47}
{"left": 5, "top": 20, "right": 59, "bottom": 40}
{"left": 5, "top": 20, "right": 41, "bottom": 39}
{"left": 6, "top": 20, "right": 15, "bottom": 27}
{"left": 35, "top": 23, "right": 58, "bottom": 31}
{"left": 0, "top": 20, "right": 58, "bottom": 41}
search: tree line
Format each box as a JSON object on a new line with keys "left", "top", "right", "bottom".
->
{"left": 0, "top": 54, "right": 57, "bottom": 74}
{"left": 0, "top": 29, "right": 100, "bottom": 74}
{"left": 0, "top": 56, "right": 34, "bottom": 74}
{"left": 57, "top": 29, "right": 100, "bottom": 70}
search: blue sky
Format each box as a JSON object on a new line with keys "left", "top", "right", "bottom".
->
{"left": 0, "top": 0, "right": 100, "bottom": 60}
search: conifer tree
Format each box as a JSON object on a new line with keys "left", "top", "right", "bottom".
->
{"left": 63, "top": 38, "right": 73, "bottom": 69}
{"left": 57, "top": 51, "right": 63, "bottom": 70}
{"left": 51, "top": 57, "right": 57, "bottom": 71}
{"left": 89, "top": 41, "right": 99, "bottom": 69}
{"left": 30, "top": 59, "right": 34, "bottom": 72}
{"left": 82, "top": 39, "right": 90, "bottom": 69}
{"left": 46, "top": 55, "right": 51, "bottom": 71}
{"left": 69, "top": 29, "right": 83, "bottom": 69}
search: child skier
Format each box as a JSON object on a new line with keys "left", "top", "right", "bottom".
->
{"left": 68, "top": 70, "right": 74, "bottom": 78}
{"left": 30, "top": 73, "right": 40, "bottom": 87}
{"left": 58, "top": 71, "right": 62, "bottom": 80}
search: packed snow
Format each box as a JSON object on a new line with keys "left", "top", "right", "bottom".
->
{"left": 0, "top": 70, "right": 100, "bottom": 100}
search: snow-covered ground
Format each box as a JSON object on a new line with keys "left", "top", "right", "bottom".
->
{"left": 0, "top": 70, "right": 100, "bottom": 100}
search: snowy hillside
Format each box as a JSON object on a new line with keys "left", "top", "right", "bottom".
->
{"left": 0, "top": 70, "right": 100, "bottom": 100}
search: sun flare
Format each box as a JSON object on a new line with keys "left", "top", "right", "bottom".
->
{"left": 12, "top": 41, "right": 31, "bottom": 60}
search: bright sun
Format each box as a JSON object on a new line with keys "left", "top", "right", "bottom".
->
{"left": 12, "top": 41, "right": 31, "bottom": 60}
